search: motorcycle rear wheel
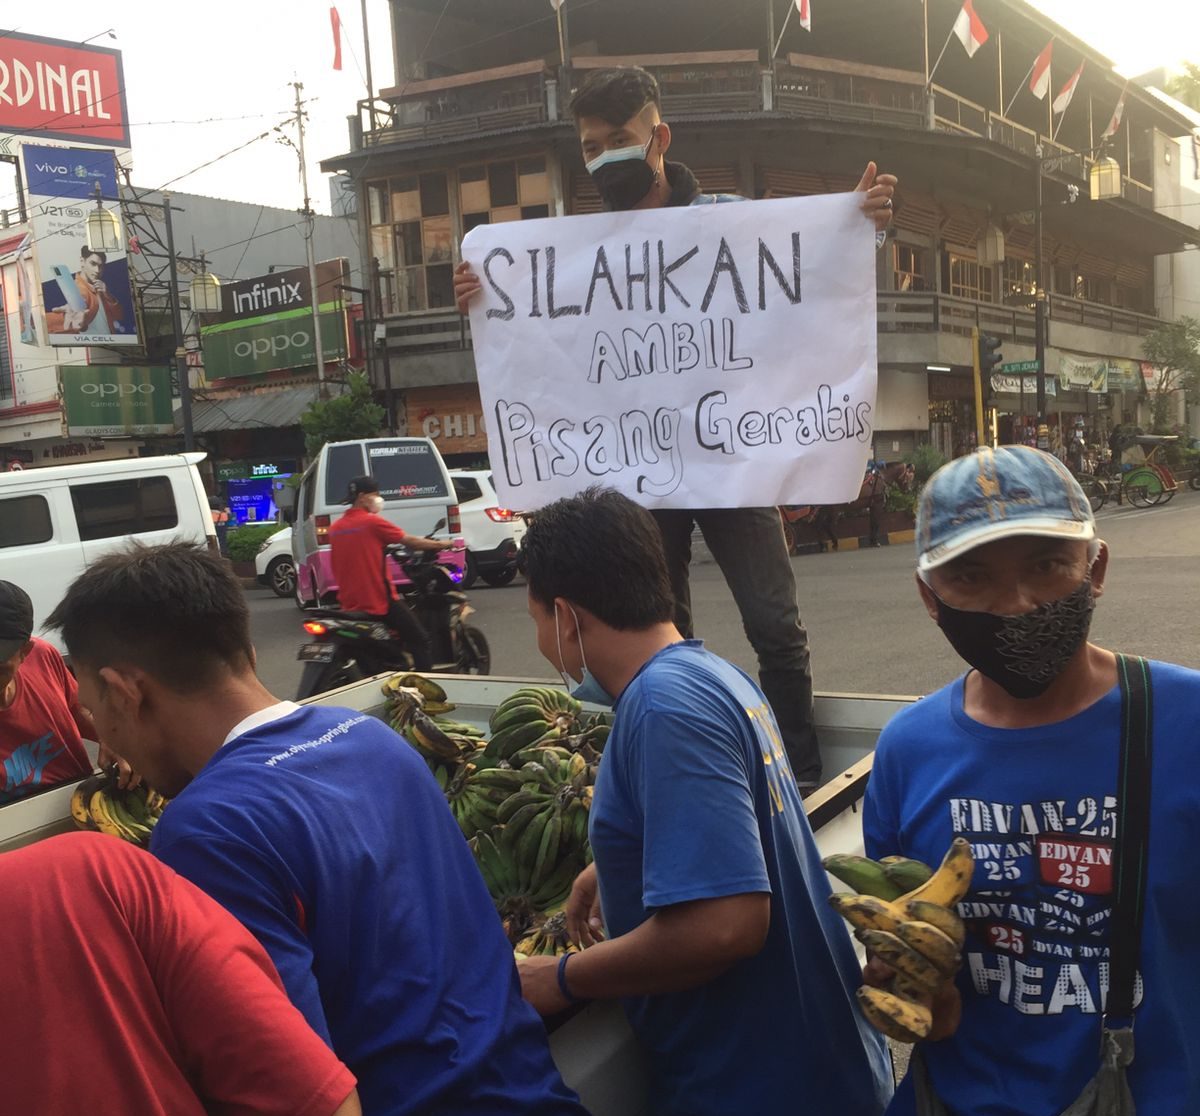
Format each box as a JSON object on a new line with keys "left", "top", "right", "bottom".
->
{"left": 296, "top": 658, "right": 366, "bottom": 700}
{"left": 457, "top": 625, "right": 491, "bottom": 675}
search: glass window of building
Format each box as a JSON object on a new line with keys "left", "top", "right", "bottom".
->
{"left": 947, "top": 253, "right": 994, "bottom": 302}
{"left": 369, "top": 172, "right": 455, "bottom": 314}
{"left": 1002, "top": 257, "right": 1036, "bottom": 302}
{"left": 893, "top": 244, "right": 929, "bottom": 292}
{"left": 460, "top": 157, "right": 551, "bottom": 230}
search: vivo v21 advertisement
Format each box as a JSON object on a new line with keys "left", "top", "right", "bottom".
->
{"left": 20, "top": 144, "right": 139, "bottom": 348}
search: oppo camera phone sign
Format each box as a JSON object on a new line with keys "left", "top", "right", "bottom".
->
{"left": 463, "top": 192, "right": 878, "bottom": 510}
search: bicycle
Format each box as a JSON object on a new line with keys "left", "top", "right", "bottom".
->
{"left": 1122, "top": 437, "right": 1179, "bottom": 508}
{"left": 1072, "top": 470, "right": 1109, "bottom": 514}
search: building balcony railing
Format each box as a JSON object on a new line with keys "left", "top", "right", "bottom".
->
{"left": 353, "top": 54, "right": 1156, "bottom": 213}
{"left": 376, "top": 290, "right": 1159, "bottom": 361}
{"left": 877, "top": 290, "right": 1160, "bottom": 343}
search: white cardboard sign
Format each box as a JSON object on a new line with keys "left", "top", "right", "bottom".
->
{"left": 463, "top": 192, "right": 877, "bottom": 510}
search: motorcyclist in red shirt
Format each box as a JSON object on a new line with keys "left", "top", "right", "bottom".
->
{"left": 327, "top": 476, "right": 444, "bottom": 671}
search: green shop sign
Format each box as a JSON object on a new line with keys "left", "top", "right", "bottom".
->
{"left": 62, "top": 365, "right": 175, "bottom": 437}
{"left": 202, "top": 305, "right": 347, "bottom": 380}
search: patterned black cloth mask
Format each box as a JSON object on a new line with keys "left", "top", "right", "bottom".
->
{"left": 933, "top": 579, "right": 1096, "bottom": 699}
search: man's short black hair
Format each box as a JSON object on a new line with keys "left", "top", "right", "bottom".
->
{"left": 570, "top": 67, "right": 661, "bottom": 127}
{"left": 519, "top": 487, "right": 674, "bottom": 630}
{"left": 46, "top": 542, "right": 255, "bottom": 691}
{"left": 81, "top": 246, "right": 107, "bottom": 263}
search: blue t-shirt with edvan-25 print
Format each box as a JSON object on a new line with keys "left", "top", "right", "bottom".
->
{"left": 863, "top": 662, "right": 1200, "bottom": 1116}
{"left": 151, "top": 702, "right": 584, "bottom": 1116}
{"left": 590, "top": 640, "right": 892, "bottom": 1116}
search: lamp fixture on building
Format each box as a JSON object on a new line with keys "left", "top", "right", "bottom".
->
{"left": 977, "top": 223, "right": 1006, "bottom": 266}
{"left": 189, "top": 253, "right": 222, "bottom": 315}
{"left": 86, "top": 181, "right": 122, "bottom": 252}
{"left": 1089, "top": 156, "right": 1122, "bottom": 201}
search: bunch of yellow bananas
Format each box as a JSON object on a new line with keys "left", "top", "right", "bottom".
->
{"left": 513, "top": 911, "right": 580, "bottom": 958}
{"left": 824, "top": 839, "right": 974, "bottom": 1043}
{"left": 69, "top": 774, "right": 168, "bottom": 848}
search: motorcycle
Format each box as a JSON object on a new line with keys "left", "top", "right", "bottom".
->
{"left": 294, "top": 536, "right": 491, "bottom": 699}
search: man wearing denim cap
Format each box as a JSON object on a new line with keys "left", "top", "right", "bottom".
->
{"left": 861, "top": 445, "right": 1200, "bottom": 1115}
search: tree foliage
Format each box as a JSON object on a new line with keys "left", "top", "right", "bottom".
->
{"left": 300, "top": 373, "right": 386, "bottom": 456}
{"left": 1142, "top": 317, "right": 1200, "bottom": 433}
{"left": 1165, "top": 62, "right": 1200, "bottom": 112}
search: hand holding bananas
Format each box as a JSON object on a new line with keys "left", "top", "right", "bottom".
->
{"left": 70, "top": 769, "right": 168, "bottom": 847}
{"left": 823, "top": 838, "right": 974, "bottom": 1043}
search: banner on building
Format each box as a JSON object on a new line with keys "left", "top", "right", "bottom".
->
{"left": 61, "top": 365, "right": 174, "bottom": 436}
{"left": 0, "top": 32, "right": 129, "bottom": 147}
{"left": 1057, "top": 354, "right": 1111, "bottom": 394}
{"left": 991, "top": 373, "right": 1057, "bottom": 397}
{"left": 201, "top": 308, "right": 347, "bottom": 379}
{"left": 463, "top": 192, "right": 878, "bottom": 510}
{"left": 216, "top": 259, "right": 350, "bottom": 324}
{"left": 405, "top": 385, "right": 488, "bottom": 456}
{"left": 21, "top": 145, "right": 139, "bottom": 348}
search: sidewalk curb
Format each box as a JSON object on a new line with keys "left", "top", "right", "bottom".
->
{"left": 792, "top": 527, "right": 915, "bottom": 557}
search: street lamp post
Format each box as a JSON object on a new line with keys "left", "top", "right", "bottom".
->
{"left": 159, "top": 193, "right": 196, "bottom": 452}
{"left": 1032, "top": 146, "right": 1122, "bottom": 448}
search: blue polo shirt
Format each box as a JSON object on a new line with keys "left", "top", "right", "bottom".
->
{"left": 589, "top": 641, "right": 892, "bottom": 1116}
{"left": 152, "top": 702, "right": 583, "bottom": 1116}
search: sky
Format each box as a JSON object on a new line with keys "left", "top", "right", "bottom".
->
{"left": 0, "top": 0, "right": 1195, "bottom": 220}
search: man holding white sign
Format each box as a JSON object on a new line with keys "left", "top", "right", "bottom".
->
{"left": 456, "top": 66, "right": 896, "bottom": 790}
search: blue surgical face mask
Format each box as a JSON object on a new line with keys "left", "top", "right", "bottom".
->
{"left": 555, "top": 602, "right": 615, "bottom": 707}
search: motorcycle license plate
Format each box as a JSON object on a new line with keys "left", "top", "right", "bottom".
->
{"left": 297, "top": 643, "right": 336, "bottom": 663}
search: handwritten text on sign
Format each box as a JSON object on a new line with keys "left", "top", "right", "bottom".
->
{"left": 463, "top": 192, "right": 877, "bottom": 510}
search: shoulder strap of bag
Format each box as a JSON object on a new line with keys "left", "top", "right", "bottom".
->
{"left": 1108, "top": 654, "right": 1153, "bottom": 1023}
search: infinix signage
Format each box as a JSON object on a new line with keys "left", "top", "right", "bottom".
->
{"left": 218, "top": 259, "right": 349, "bottom": 324}
{"left": 201, "top": 309, "right": 347, "bottom": 379}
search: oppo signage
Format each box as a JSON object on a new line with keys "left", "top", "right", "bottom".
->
{"left": 202, "top": 310, "right": 347, "bottom": 380}
{"left": 62, "top": 365, "right": 174, "bottom": 436}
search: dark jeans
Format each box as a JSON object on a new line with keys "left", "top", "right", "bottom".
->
{"left": 651, "top": 506, "right": 821, "bottom": 788}
{"left": 379, "top": 598, "right": 433, "bottom": 672}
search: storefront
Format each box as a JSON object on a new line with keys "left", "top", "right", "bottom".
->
{"left": 403, "top": 384, "right": 489, "bottom": 468}
{"left": 926, "top": 371, "right": 978, "bottom": 459}
{"left": 215, "top": 459, "right": 301, "bottom": 525}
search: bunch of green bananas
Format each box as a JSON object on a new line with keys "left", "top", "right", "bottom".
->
{"left": 484, "top": 687, "right": 584, "bottom": 761}
{"left": 513, "top": 911, "right": 579, "bottom": 958}
{"left": 823, "top": 839, "right": 974, "bottom": 1044}
{"left": 69, "top": 773, "right": 168, "bottom": 848}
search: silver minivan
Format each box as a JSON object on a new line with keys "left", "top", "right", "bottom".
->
{"left": 290, "top": 437, "right": 463, "bottom": 609}
{"left": 0, "top": 453, "right": 216, "bottom": 653}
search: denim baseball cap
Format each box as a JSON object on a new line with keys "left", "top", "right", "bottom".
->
{"left": 916, "top": 445, "right": 1095, "bottom": 573}
{"left": 0, "top": 581, "right": 34, "bottom": 660}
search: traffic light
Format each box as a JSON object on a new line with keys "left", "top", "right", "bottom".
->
{"left": 979, "top": 333, "right": 1003, "bottom": 378}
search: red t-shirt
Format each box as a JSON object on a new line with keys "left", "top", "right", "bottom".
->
{"left": 0, "top": 832, "right": 355, "bottom": 1116}
{"left": 328, "top": 506, "right": 407, "bottom": 615}
{"left": 0, "top": 637, "right": 93, "bottom": 803}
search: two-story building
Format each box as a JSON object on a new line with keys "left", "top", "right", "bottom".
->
{"left": 320, "top": 0, "right": 1200, "bottom": 466}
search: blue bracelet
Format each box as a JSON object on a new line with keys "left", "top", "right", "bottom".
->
{"left": 557, "top": 952, "right": 580, "bottom": 1005}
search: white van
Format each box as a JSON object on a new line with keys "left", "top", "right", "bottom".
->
{"left": 290, "top": 437, "right": 463, "bottom": 609}
{"left": 0, "top": 453, "right": 216, "bottom": 653}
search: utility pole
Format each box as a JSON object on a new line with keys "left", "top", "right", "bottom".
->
{"left": 293, "top": 81, "right": 328, "bottom": 399}
{"left": 161, "top": 193, "right": 195, "bottom": 452}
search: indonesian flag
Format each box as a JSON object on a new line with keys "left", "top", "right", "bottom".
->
{"left": 1052, "top": 60, "right": 1085, "bottom": 114}
{"left": 796, "top": 0, "right": 811, "bottom": 32}
{"left": 1029, "top": 40, "right": 1054, "bottom": 100}
{"left": 953, "top": 0, "right": 989, "bottom": 58}
{"left": 1102, "top": 90, "right": 1127, "bottom": 139}
{"left": 330, "top": 6, "right": 343, "bottom": 71}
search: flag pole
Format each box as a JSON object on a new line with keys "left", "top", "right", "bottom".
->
{"left": 772, "top": 2, "right": 795, "bottom": 59}
{"left": 360, "top": 0, "right": 375, "bottom": 124}
{"left": 1004, "top": 53, "right": 1039, "bottom": 118}
{"left": 996, "top": 31, "right": 1004, "bottom": 116}
{"left": 555, "top": 2, "right": 568, "bottom": 69}
{"left": 927, "top": 23, "right": 958, "bottom": 89}
{"left": 922, "top": 0, "right": 930, "bottom": 85}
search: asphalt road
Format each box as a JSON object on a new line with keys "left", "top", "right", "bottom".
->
{"left": 247, "top": 489, "right": 1200, "bottom": 701}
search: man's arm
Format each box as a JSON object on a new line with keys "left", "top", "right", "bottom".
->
{"left": 521, "top": 892, "right": 769, "bottom": 1014}
{"left": 371, "top": 516, "right": 444, "bottom": 552}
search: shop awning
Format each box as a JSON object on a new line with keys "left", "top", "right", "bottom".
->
{"left": 177, "top": 386, "right": 320, "bottom": 433}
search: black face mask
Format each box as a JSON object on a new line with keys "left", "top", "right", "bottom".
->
{"left": 587, "top": 131, "right": 658, "bottom": 211}
{"left": 933, "top": 579, "right": 1096, "bottom": 699}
